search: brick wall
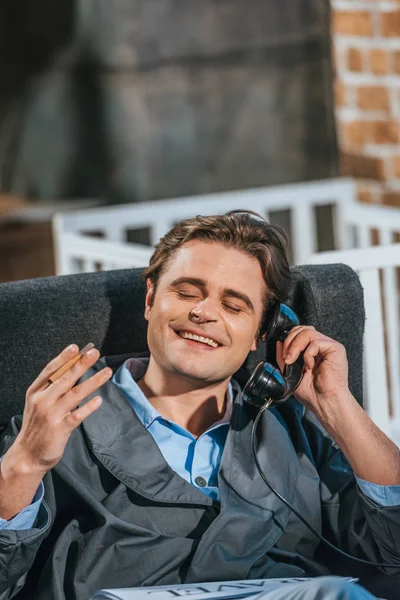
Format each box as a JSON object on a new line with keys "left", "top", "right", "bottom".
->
{"left": 332, "top": 0, "right": 400, "bottom": 205}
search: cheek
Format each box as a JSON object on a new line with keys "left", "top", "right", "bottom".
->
{"left": 149, "top": 295, "right": 189, "bottom": 323}
{"left": 229, "top": 316, "right": 259, "bottom": 345}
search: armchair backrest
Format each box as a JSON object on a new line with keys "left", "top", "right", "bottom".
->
{"left": 0, "top": 264, "right": 364, "bottom": 428}
{"left": 309, "top": 243, "right": 400, "bottom": 438}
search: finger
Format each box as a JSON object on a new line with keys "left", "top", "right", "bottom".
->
{"left": 60, "top": 367, "right": 113, "bottom": 416}
{"left": 44, "top": 348, "right": 101, "bottom": 399}
{"left": 28, "top": 344, "right": 79, "bottom": 394}
{"left": 283, "top": 327, "right": 316, "bottom": 360}
{"left": 284, "top": 329, "right": 323, "bottom": 364}
{"left": 276, "top": 341, "right": 285, "bottom": 371}
{"left": 64, "top": 395, "right": 103, "bottom": 431}
{"left": 47, "top": 343, "right": 94, "bottom": 384}
{"left": 286, "top": 333, "right": 335, "bottom": 366}
{"left": 302, "top": 340, "right": 322, "bottom": 370}
{"left": 282, "top": 326, "right": 315, "bottom": 357}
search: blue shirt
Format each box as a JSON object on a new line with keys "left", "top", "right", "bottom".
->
{"left": 113, "top": 357, "right": 232, "bottom": 502}
{"left": 2, "top": 357, "right": 400, "bottom": 530}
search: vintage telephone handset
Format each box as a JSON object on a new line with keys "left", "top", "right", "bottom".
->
{"left": 242, "top": 303, "right": 399, "bottom": 570}
{"left": 242, "top": 303, "right": 304, "bottom": 408}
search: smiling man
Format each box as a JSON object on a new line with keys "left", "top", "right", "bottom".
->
{"left": 0, "top": 211, "right": 399, "bottom": 600}
{"left": 138, "top": 240, "right": 267, "bottom": 437}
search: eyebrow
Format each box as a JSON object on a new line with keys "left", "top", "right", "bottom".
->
{"left": 169, "top": 277, "right": 255, "bottom": 312}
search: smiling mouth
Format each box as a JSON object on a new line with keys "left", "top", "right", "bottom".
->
{"left": 175, "top": 330, "right": 221, "bottom": 348}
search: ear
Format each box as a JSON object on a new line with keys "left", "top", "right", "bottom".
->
{"left": 250, "top": 337, "right": 258, "bottom": 352}
{"left": 144, "top": 279, "right": 155, "bottom": 321}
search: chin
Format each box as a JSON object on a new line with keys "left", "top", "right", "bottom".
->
{"left": 172, "top": 363, "right": 225, "bottom": 384}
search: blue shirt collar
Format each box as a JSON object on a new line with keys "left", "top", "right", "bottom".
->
{"left": 112, "top": 357, "right": 233, "bottom": 431}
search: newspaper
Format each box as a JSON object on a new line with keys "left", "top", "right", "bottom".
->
{"left": 90, "top": 577, "right": 359, "bottom": 600}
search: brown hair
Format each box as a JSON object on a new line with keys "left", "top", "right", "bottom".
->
{"left": 143, "top": 210, "right": 292, "bottom": 336}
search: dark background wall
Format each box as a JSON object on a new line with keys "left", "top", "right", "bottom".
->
{"left": 0, "top": 0, "right": 338, "bottom": 204}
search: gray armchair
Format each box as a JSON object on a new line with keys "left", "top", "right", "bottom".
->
{"left": 0, "top": 265, "right": 396, "bottom": 598}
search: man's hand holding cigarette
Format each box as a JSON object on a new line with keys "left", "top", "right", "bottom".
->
{"left": 0, "top": 344, "right": 112, "bottom": 520}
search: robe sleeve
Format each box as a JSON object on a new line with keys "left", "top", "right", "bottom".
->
{"left": 303, "top": 408, "right": 400, "bottom": 575}
{"left": 0, "top": 417, "right": 52, "bottom": 598}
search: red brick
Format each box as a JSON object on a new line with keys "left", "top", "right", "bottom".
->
{"left": 367, "top": 121, "right": 399, "bottom": 144}
{"left": 333, "top": 12, "right": 373, "bottom": 36}
{"left": 383, "top": 190, "right": 400, "bottom": 206}
{"left": 394, "top": 156, "right": 400, "bottom": 178}
{"left": 357, "top": 185, "right": 374, "bottom": 205}
{"left": 369, "top": 49, "right": 390, "bottom": 74}
{"left": 393, "top": 51, "right": 400, "bottom": 74}
{"left": 341, "top": 121, "right": 367, "bottom": 150}
{"left": 380, "top": 11, "right": 400, "bottom": 37}
{"left": 340, "top": 152, "right": 386, "bottom": 180}
{"left": 356, "top": 86, "right": 390, "bottom": 111}
{"left": 347, "top": 47, "right": 364, "bottom": 72}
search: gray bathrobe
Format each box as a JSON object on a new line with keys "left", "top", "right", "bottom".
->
{"left": 0, "top": 356, "right": 399, "bottom": 600}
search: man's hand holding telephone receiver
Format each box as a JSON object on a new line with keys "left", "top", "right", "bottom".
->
{"left": 243, "top": 305, "right": 400, "bottom": 492}
{"left": 278, "top": 322, "right": 400, "bottom": 489}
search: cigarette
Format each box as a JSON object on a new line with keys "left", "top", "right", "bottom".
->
{"left": 48, "top": 343, "right": 95, "bottom": 384}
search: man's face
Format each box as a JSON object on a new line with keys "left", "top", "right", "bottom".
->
{"left": 144, "top": 240, "right": 267, "bottom": 384}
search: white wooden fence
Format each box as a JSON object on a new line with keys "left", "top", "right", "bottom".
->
{"left": 341, "top": 203, "right": 400, "bottom": 249}
{"left": 53, "top": 177, "right": 356, "bottom": 274}
{"left": 308, "top": 244, "right": 400, "bottom": 445}
{"left": 54, "top": 233, "right": 153, "bottom": 274}
{"left": 53, "top": 179, "right": 400, "bottom": 276}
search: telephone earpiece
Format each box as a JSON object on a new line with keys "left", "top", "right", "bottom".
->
{"left": 242, "top": 303, "right": 305, "bottom": 408}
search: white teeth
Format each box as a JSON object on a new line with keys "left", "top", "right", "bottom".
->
{"left": 179, "top": 331, "right": 219, "bottom": 348}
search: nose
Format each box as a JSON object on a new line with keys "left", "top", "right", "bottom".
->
{"left": 189, "top": 298, "right": 219, "bottom": 323}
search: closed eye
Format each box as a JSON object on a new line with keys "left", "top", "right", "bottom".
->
{"left": 177, "top": 291, "right": 198, "bottom": 299}
{"left": 224, "top": 304, "right": 242, "bottom": 313}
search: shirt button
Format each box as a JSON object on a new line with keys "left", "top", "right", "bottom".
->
{"left": 195, "top": 476, "right": 207, "bottom": 488}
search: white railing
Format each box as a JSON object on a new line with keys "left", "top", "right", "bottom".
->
{"left": 53, "top": 177, "right": 356, "bottom": 273}
{"left": 340, "top": 203, "right": 400, "bottom": 249}
{"left": 53, "top": 177, "right": 400, "bottom": 274}
{"left": 53, "top": 233, "right": 153, "bottom": 274}
{"left": 307, "top": 243, "right": 400, "bottom": 445}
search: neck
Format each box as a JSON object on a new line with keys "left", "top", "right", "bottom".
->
{"left": 137, "top": 358, "right": 231, "bottom": 438}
